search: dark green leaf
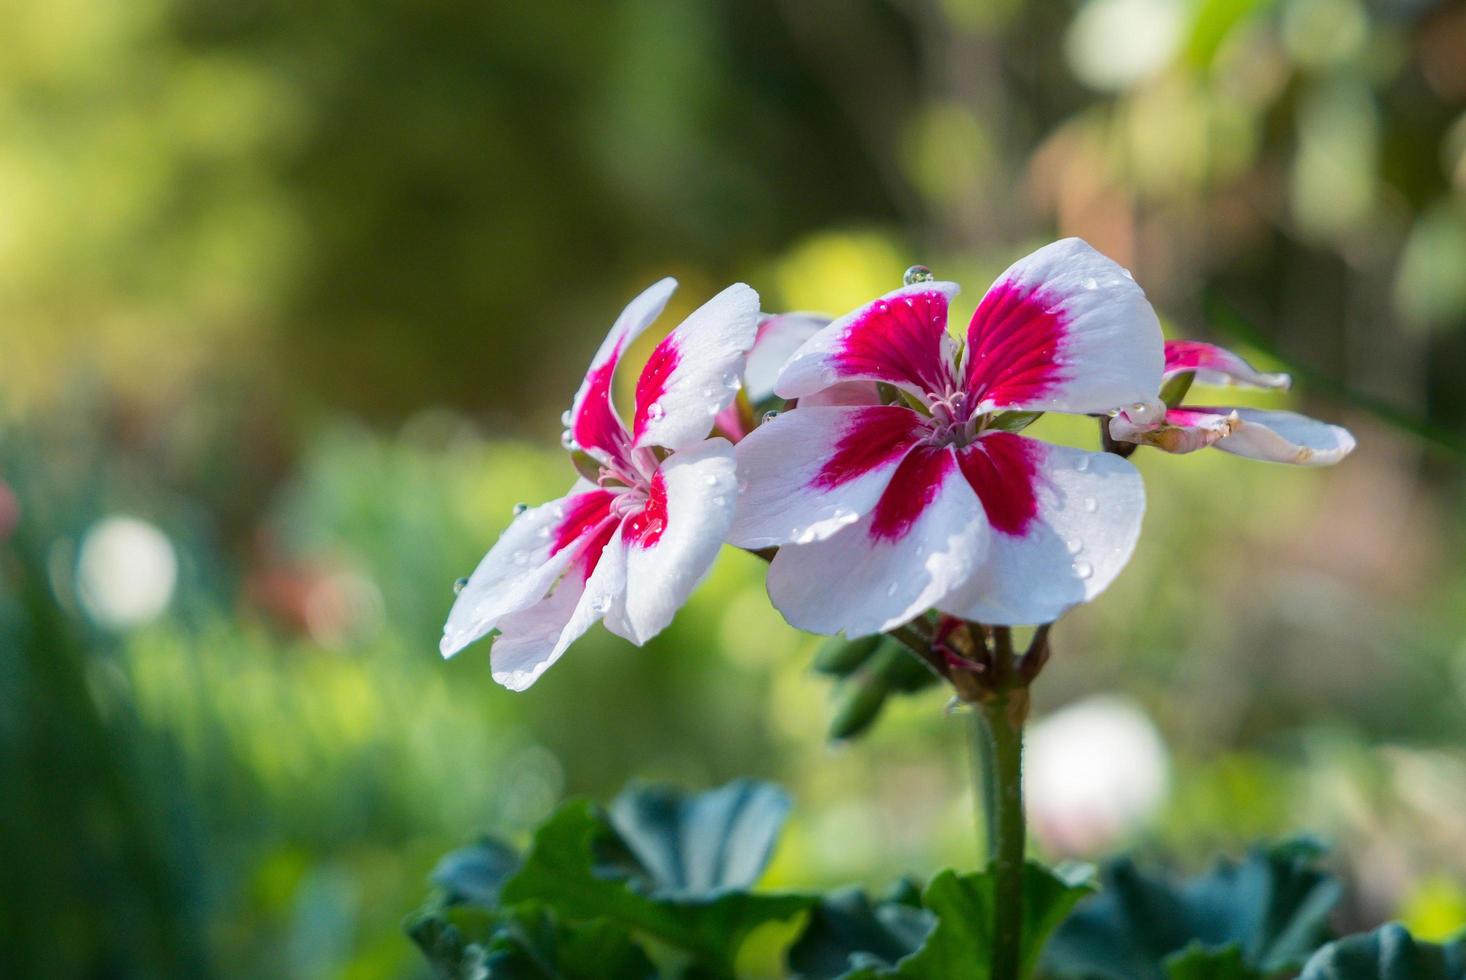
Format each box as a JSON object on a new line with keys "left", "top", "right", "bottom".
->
{"left": 1164, "top": 942, "right": 1255, "bottom": 980}
{"left": 788, "top": 883, "right": 933, "bottom": 978}
{"left": 608, "top": 779, "right": 791, "bottom": 895}
{"left": 432, "top": 838, "right": 522, "bottom": 906}
{"left": 1299, "top": 923, "right": 1466, "bottom": 980}
{"left": 500, "top": 799, "right": 812, "bottom": 970}
{"left": 1043, "top": 839, "right": 1342, "bottom": 980}
{"left": 479, "top": 906, "right": 657, "bottom": 980}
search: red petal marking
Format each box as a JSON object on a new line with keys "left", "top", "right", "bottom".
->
{"left": 1165, "top": 407, "right": 1228, "bottom": 427}
{"left": 811, "top": 406, "right": 927, "bottom": 490}
{"left": 550, "top": 490, "right": 617, "bottom": 556}
{"left": 573, "top": 344, "right": 632, "bottom": 463}
{"left": 957, "top": 432, "right": 1041, "bottom": 537}
{"left": 574, "top": 516, "right": 621, "bottom": 582}
{"left": 868, "top": 445, "right": 955, "bottom": 542}
{"left": 964, "top": 279, "right": 1069, "bottom": 408}
{"left": 622, "top": 470, "right": 668, "bottom": 550}
{"left": 1162, "top": 339, "right": 1223, "bottom": 374}
{"left": 632, "top": 333, "right": 680, "bottom": 441}
{"left": 833, "top": 289, "right": 954, "bottom": 392}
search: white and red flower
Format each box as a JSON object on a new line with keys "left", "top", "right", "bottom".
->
{"left": 1109, "top": 340, "right": 1356, "bottom": 465}
{"left": 729, "top": 238, "right": 1166, "bottom": 634}
{"left": 441, "top": 278, "right": 760, "bottom": 689}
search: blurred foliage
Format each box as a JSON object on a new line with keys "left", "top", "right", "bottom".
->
{"left": 3, "top": 0, "right": 1466, "bottom": 976}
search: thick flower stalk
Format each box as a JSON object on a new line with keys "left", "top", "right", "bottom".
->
{"left": 729, "top": 238, "right": 1165, "bottom": 634}
{"left": 1109, "top": 339, "right": 1356, "bottom": 464}
{"left": 441, "top": 279, "right": 759, "bottom": 689}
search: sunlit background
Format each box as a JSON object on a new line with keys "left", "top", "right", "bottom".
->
{"left": 3, "top": 0, "right": 1466, "bottom": 975}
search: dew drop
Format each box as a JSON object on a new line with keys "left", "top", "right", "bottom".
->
{"left": 705, "top": 474, "right": 720, "bottom": 486}
{"left": 647, "top": 402, "right": 665, "bottom": 421}
{"left": 1074, "top": 456, "right": 1090, "bottom": 473}
{"left": 762, "top": 410, "right": 780, "bottom": 423}
{"left": 1127, "top": 401, "right": 1162, "bottom": 423}
{"left": 903, "top": 264, "right": 934, "bottom": 286}
{"left": 512, "top": 550, "right": 531, "bottom": 565}
{"left": 1082, "top": 496, "right": 1098, "bottom": 513}
{"left": 560, "top": 431, "right": 578, "bottom": 451}
{"left": 1074, "top": 559, "right": 1094, "bottom": 580}
{"left": 1082, "top": 276, "right": 1098, "bottom": 291}
{"left": 1065, "top": 537, "right": 1083, "bottom": 555}
{"left": 712, "top": 495, "right": 726, "bottom": 507}
{"left": 591, "top": 595, "right": 611, "bottom": 614}
{"left": 560, "top": 409, "right": 573, "bottom": 427}
{"left": 701, "top": 386, "right": 716, "bottom": 398}
{"left": 885, "top": 582, "right": 899, "bottom": 596}
{"left": 452, "top": 576, "right": 469, "bottom": 595}
{"left": 512, "top": 502, "right": 529, "bottom": 516}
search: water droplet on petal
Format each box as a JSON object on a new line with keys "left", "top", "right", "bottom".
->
{"left": 705, "top": 474, "right": 720, "bottom": 486}
{"left": 885, "top": 582, "right": 899, "bottom": 596}
{"left": 512, "top": 502, "right": 529, "bottom": 516}
{"left": 762, "top": 410, "right": 780, "bottom": 423}
{"left": 512, "top": 550, "right": 531, "bottom": 565}
{"left": 591, "top": 595, "right": 611, "bottom": 614}
{"left": 1082, "top": 276, "right": 1098, "bottom": 290}
{"left": 1074, "top": 456, "right": 1090, "bottom": 473}
{"left": 452, "top": 576, "right": 469, "bottom": 595}
{"left": 1065, "top": 537, "right": 1083, "bottom": 555}
{"left": 903, "top": 264, "right": 934, "bottom": 286}
{"left": 560, "top": 431, "right": 578, "bottom": 451}
{"left": 1082, "top": 496, "right": 1098, "bottom": 513}
{"left": 560, "top": 409, "right": 573, "bottom": 427}
{"left": 712, "top": 495, "right": 726, "bottom": 507}
{"left": 1074, "top": 559, "right": 1094, "bottom": 580}
{"left": 647, "top": 402, "right": 665, "bottom": 421}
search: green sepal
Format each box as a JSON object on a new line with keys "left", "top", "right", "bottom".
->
{"left": 985, "top": 411, "right": 1043, "bottom": 433}
{"left": 570, "top": 450, "right": 603, "bottom": 484}
{"left": 813, "top": 635, "right": 885, "bottom": 676}
{"left": 1160, "top": 370, "right": 1195, "bottom": 409}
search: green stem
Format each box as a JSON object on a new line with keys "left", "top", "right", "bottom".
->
{"left": 974, "top": 668, "right": 1029, "bottom": 980}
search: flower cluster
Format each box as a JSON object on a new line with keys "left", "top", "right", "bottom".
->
{"left": 443, "top": 240, "right": 1355, "bottom": 689}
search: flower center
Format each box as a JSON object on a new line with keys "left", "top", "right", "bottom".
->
{"left": 922, "top": 386, "right": 984, "bottom": 448}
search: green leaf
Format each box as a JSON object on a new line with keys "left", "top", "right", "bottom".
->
{"left": 1043, "top": 839, "right": 1342, "bottom": 980}
{"left": 1164, "top": 942, "right": 1255, "bottom": 980}
{"left": 794, "top": 862, "right": 1092, "bottom": 979}
{"left": 814, "top": 635, "right": 886, "bottom": 676}
{"left": 1299, "top": 923, "right": 1466, "bottom": 980}
{"left": 500, "top": 799, "right": 812, "bottom": 971}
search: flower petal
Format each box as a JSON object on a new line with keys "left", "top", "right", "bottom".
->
{"left": 1211, "top": 407, "right": 1356, "bottom": 466}
{"left": 774, "top": 282, "right": 962, "bottom": 399}
{"left": 964, "top": 238, "right": 1163, "bottom": 416}
{"left": 570, "top": 278, "right": 677, "bottom": 465}
{"left": 632, "top": 283, "right": 761, "bottom": 451}
{"left": 606, "top": 438, "right": 740, "bottom": 644}
{"left": 764, "top": 445, "right": 989, "bottom": 637}
{"left": 728, "top": 405, "right": 926, "bottom": 549}
{"left": 490, "top": 527, "right": 627, "bottom": 691}
{"left": 1163, "top": 340, "right": 1290, "bottom": 389}
{"left": 745, "top": 312, "right": 831, "bottom": 403}
{"left": 1108, "top": 406, "right": 1240, "bottom": 454}
{"left": 440, "top": 488, "right": 616, "bottom": 658}
{"left": 939, "top": 436, "right": 1145, "bottom": 625}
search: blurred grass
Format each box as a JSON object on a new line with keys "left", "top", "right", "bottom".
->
{"left": 2, "top": 0, "right": 1466, "bottom": 975}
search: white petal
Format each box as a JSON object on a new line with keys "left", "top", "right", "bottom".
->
{"left": 606, "top": 438, "right": 739, "bottom": 644}
{"left": 745, "top": 312, "right": 831, "bottom": 403}
{"left": 728, "top": 406, "right": 925, "bottom": 550}
{"left": 764, "top": 446, "right": 989, "bottom": 637}
{"left": 964, "top": 238, "right": 1164, "bottom": 417}
{"left": 631, "top": 284, "right": 761, "bottom": 452}
{"left": 490, "top": 531, "right": 628, "bottom": 691}
{"left": 440, "top": 488, "right": 609, "bottom": 658}
{"left": 775, "top": 282, "right": 962, "bottom": 400}
{"left": 1213, "top": 407, "right": 1356, "bottom": 466}
{"left": 568, "top": 278, "right": 677, "bottom": 464}
{"left": 1163, "top": 340, "right": 1291, "bottom": 390}
{"left": 939, "top": 438, "right": 1145, "bottom": 625}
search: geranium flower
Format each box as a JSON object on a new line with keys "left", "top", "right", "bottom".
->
{"left": 729, "top": 238, "right": 1165, "bottom": 635}
{"left": 442, "top": 278, "right": 759, "bottom": 689}
{"left": 1108, "top": 340, "right": 1356, "bottom": 464}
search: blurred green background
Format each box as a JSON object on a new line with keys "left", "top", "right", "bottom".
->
{"left": 3, "top": 0, "right": 1466, "bottom": 975}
